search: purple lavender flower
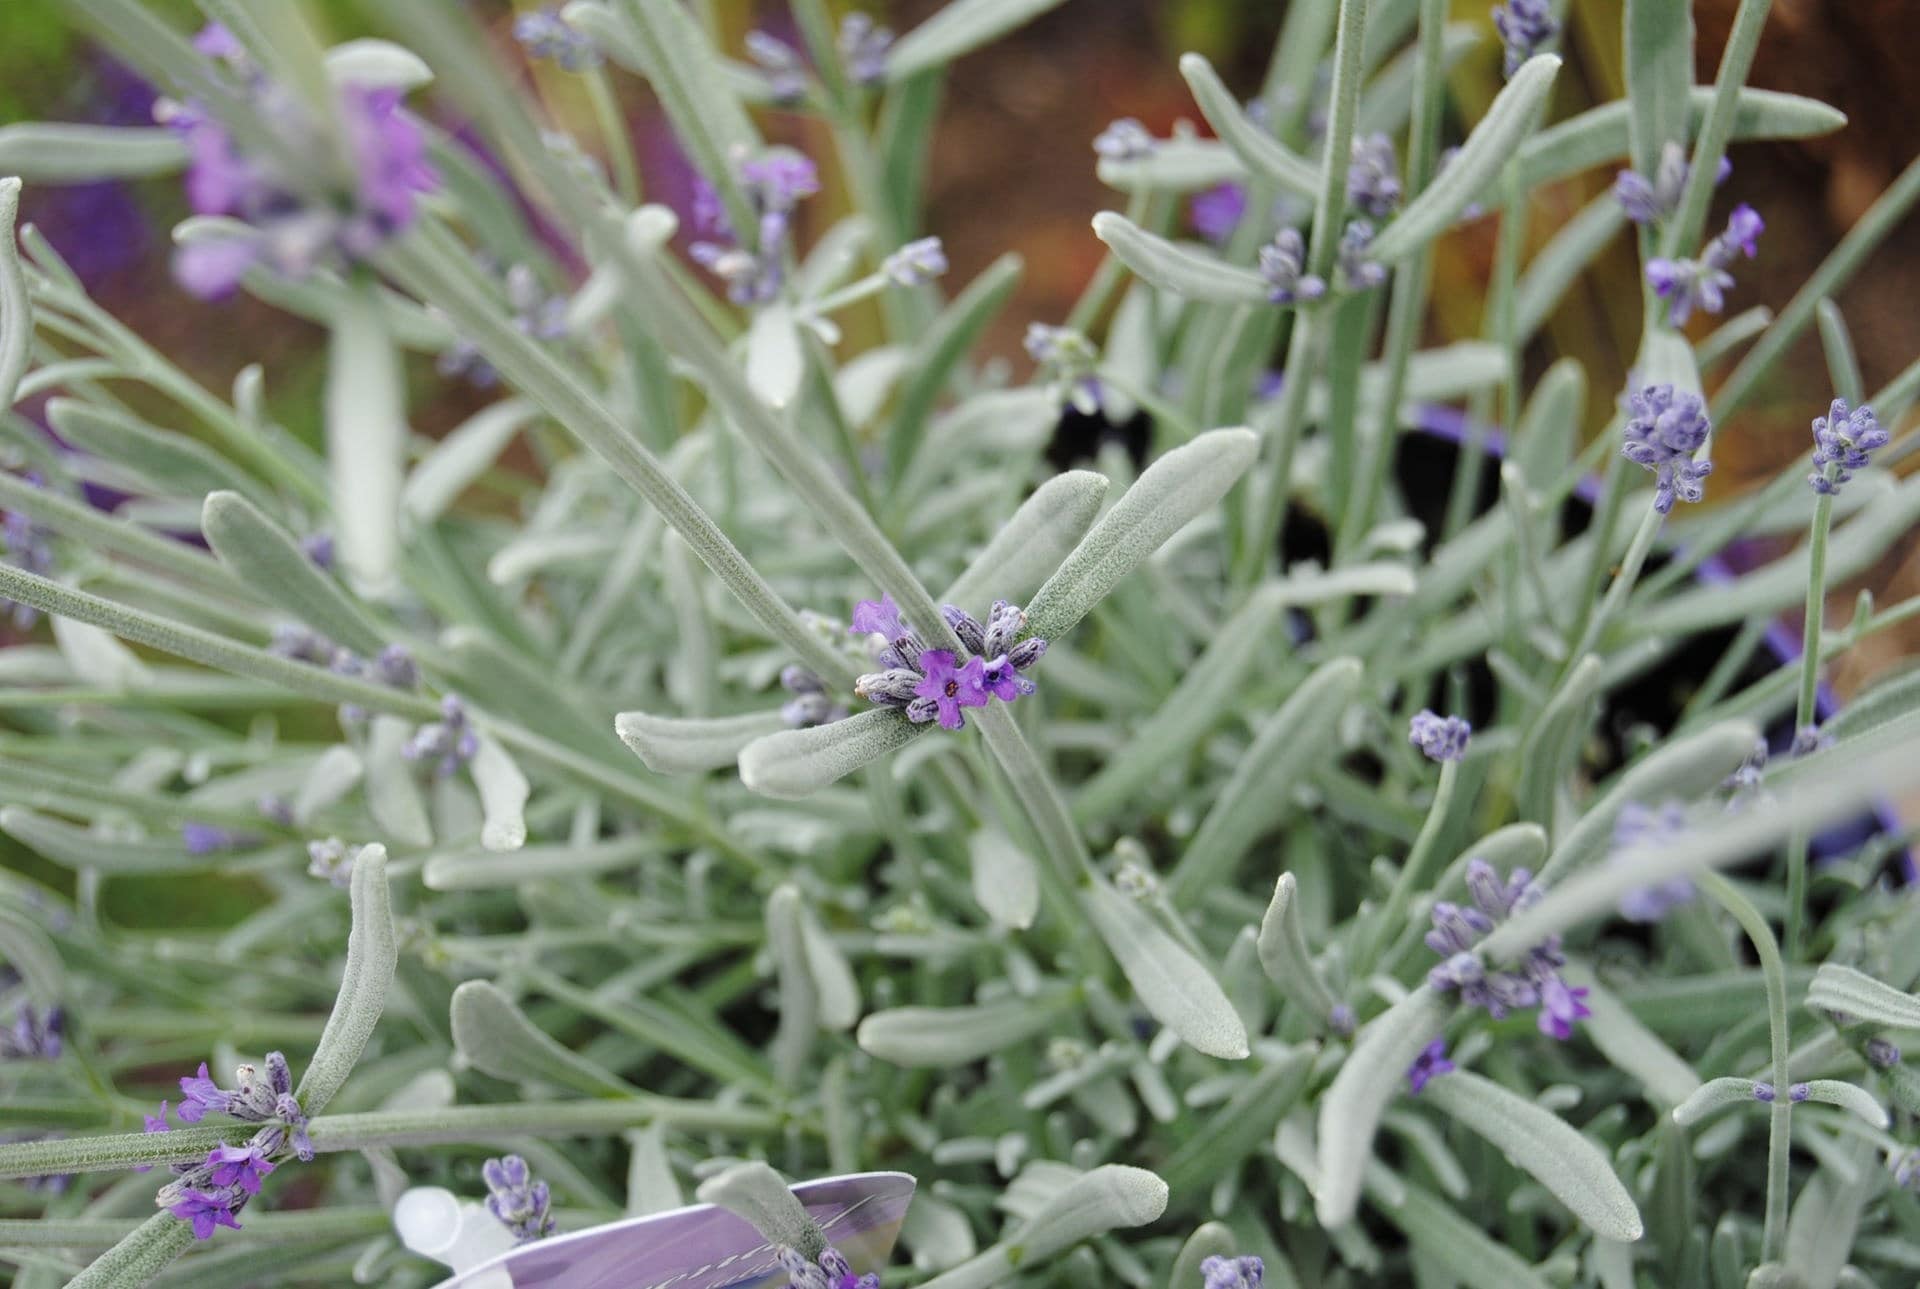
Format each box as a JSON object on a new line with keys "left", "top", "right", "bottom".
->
{"left": 882, "top": 237, "right": 948, "bottom": 287}
{"left": 1897, "top": 1150, "right": 1920, "bottom": 1191}
{"left": 1615, "top": 142, "right": 1730, "bottom": 226}
{"left": 1492, "top": 0, "right": 1558, "bottom": 77}
{"left": 177, "top": 1062, "right": 232, "bottom": 1122}
{"left": 1336, "top": 219, "right": 1387, "bottom": 291}
{"left": 850, "top": 594, "right": 910, "bottom": 647}
{"left": 1622, "top": 383, "right": 1714, "bottom": 514}
{"left": 1191, "top": 182, "right": 1249, "bottom": 245}
{"left": 1092, "top": 118, "right": 1157, "bottom": 163}
{"left": 182, "top": 822, "right": 254, "bottom": 856}
{"left": 1025, "top": 323, "right": 1104, "bottom": 414}
{"left": 911, "top": 650, "right": 988, "bottom": 731}
{"left": 1427, "top": 859, "right": 1587, "bottom": 1040}
{"left": 1409, "top": 710, "right": 1471, "bottom": 763}
{"left": 1790, "top": 723, "right": 1833, "bottom": 758}
{"left": 1868, "top": 1037, "right": 1903, "bottom": 1069}
{"left": 1789, "top": 1082, "right": 1810, "bottom": 1102}
{"left": 838, "top": 13, "right": 894, "bottom": 87}
{"left": 132, "top": 1100, "right": 172, "bottom": 1173}
{"left": 1809, "top": 398, "right": 1888, "bottom": 495}
{"left": 1753, "top": 1082, "right": 1776, "bottom": 1102}
{"left": 1347, "top": 132, "right": 1402, "bottom": 219}
{"left": 1646, "top": 203, "right": 1764, "bottom": 327}
{"left": 1, "top": 478, "right": 55, "bottom": 629}
{"left": 1259, "top": 228, "right": 1327, "bottom": 305}
{"left": 1611, "top": 801, "right": 1696, "bottom": 923}
{"left": 780, "top": 666, "right": 847, "bottom": 728}
{"left": 3, "top": 1004, "right": 63, "bottom": 1060}
{"left": 746, "top": 31, "right": 808, "bottom": 104}
{"left": 205, "top": 1142, "right": 276, "bottom": 1194}
{"left": 689, "top": 149, "right": 819, "bottom": 305}
{"left": 168, "top": 1186, "right": 245, "bottom": 1239}
{"left": 482, "top": 1154, "right": 555, "bottom": 1243}
{"left": 175, "top": 1052, "right": 313, "bottom": 1160}
{"left": 778, "top": 1244, "right": 880, "bottom": 1289}
{"left": 403, "top": 693, "right": 481, "bottom": 778}
{"left": 1407, "top": 1038, "right": 1455, "bottom": 1093}
{"left": 515, "top": 7, "right": 602, "bottom": 71}
{"left": 306, "top": 838, "right": 356, "bottom": 888}
{"left": 1199, "top": 1254, "right": 1265, "bottom": 1289}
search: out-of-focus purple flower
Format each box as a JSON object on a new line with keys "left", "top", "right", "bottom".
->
{"left": 1612, "top": 801, "right": 1696, "bottom": 923}
{"left": 1752, "top": 1081, "right": 1776, "bottom": 1102}
{"left": 403, "top": 693, "right": 481, "bottom": 778}
{"left": 779, "top": 666, "right": 847, "bottom": 729}
{"left": 306, "top": 838, "right": 357, "bottom": 888}
{"left": 1622, "top": 383, "right": 1714, "bottom": 514}
{"left": 168, "top": 1186, "right": 245, "bottom": 1239}
{"left": 3, "top": 1004, "right": 63, "bottom": 1061}
{"left": 1427, "top": 859, "right": 1586, "bottom": 1040}
{"left": 1789, "top": 1082, "right": 1810, "bottom": 1102}
{"left": 1191, "top": 182, "right": 1248, "bottom": 245}
{"left": 1407, "top": 1038, "right": 1455, "bottom": 1093}
{"left": 1200, "top": 1254, "right": 1264, "bottom": 1289}
{"left": 177, "top": 1062, "right": 232, "bottom": 1122}
{"left": 1409, "top": 710, "right": 1471, "bottom": 763}
{"left": 838, "top": 13, "right": 894, "bottom": 87}
{"left": 183, "top": 822, "right": 255, "bottom": 856}
{"left": 1646, "top": 203, "right": 1763, "bottom": 327}
{"left": 689, "top": 149, "right": 819, "bottom": 305}
{"left": 1025, "top": 322, "right": 1104, "bottom": 415}
{"left": 1259, "top": 227, "right": 1326, "bottom": 305}
{"left": 1615, "top": 142, "right": 1730, "bottom": 226}
{"left": 1492, "top": 0, "right": 1558, "bottom": 77}
{"left": 883, "top": 237, "right": 948, "bottom": 287}
{"left": 1537, "top": 976, "right": 1593, "bottom": 1040}
{"left": 778, "top": 1243, "right": 880, "bottom": 1289}
{"left": 1336, "top": 219, "right": 1387, "bottom": 291}
{"left": 1347, "top": 132, "right": 1402, "bottom": 219}
{"left": 1868, "top": 1037, "right": 1902, "bottom": 1069}
{"left": 300, "top": 532, "right": 335, "bottom": 571}
{"left": 1093, "top": 118, "right": 1157, "bottom": 163}
{"left": 1809, "top": 398, "right": 1888, "bottom": 495}
{"left": 515, "top": 7, "right": 602, "bottom": 71}
{"left": 193, "top": 22, "right": 246, "bottom": 61}
{"left": 1896, "top": 1149, "right": 1920, "bottom": 1191}
{"left": 205, "top": 1141, "right": 276, "bottom": 1194}
{"left": 483, "top": 1154, "right": 555, "bottom": 1243}
{"left": 133, "top": 1100, "right": 172, "bottom": 1172}
{"left": 1, "top": 482, "right": 54, "bottom": 629}
{"left": 746, "top": 30, "right": 808, "bottom": 104}
{"left": 911, "top": 650, "right": 988, "bottom": 731}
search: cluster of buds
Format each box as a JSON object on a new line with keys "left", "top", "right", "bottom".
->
{"left": 1809, "top": 398, "right": 1888, "bottom": 496}
{"left": 690, "top": 149, "right": 820, "bottom": 306}
{"left": 1646, "top": 204, "right": 1764, "bottom": 327}
{"left": 482, "top": 1154, "right": 555, "bottom": 1243}
{"left": 1621, "top": 383, "right": 1714, "bottom": 514}
{"left": 779, "top": 666, "right": 848, "bottom": 729}
{"left": 1426, "top": 859, "right": 1591, "bottom": 1040}
{"left": 403, "top": 694, "right": 481, "bottom": 778}
{"left": 159, "top": 1052, "right": 313, "bottom": 1238}
{"left": 777, "top": 1243, "right": 880, "bottom": 1289}
{"left": 850, "top": 596, "right": 1046, "bottom": 732}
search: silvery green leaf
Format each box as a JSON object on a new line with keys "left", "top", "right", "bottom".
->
{"left": 1027, "top": 428, "right": 1259, "bottom": 640}
{"left": 888, "top": 253, "right": 1023, "bottom": 482}
{"left": 50, "top": 616, "right": 152, "bottom": 691}
{"left": 324, "top": 38, "right": 433, "bottom": 90}
{"left": 795, "top": 215, "right": 873, "bottom": 298}
{"left": 696, "top": 1161, "right": 823, "bottom": 1256}
{"left": 1806, "top": 963, "right": 1920, "bottom": 1029}
{"left": 833, "top": 346, "right": 909, "bottom": 428}
{"left": 1009, "top": 1164, "right": 1170, "bottom": 1263}
{"left": 46, "top": 398, "right": 262, "bottom": 504}
{"left": 746, "top": 304, "right": 805, "bottom": 410}
{"left": 1081, "top": 879, "right": 1249, "bottom": 1060}
{"left": 1518, "top": 89, "right": 1846, "bottom": 192}
{"left": 202, "top": 490, "right": 386, "bottom": 657}
{"left": 1356, "top": 23, "right": 1479, "bottom": 137}
{"left": 798, "top": 901, "right": 859, "bottom": 1031}
{"left": 294, "top": 744, "right": 365, "bottom": 823}
{"left": 625, "top": 1122, "right": 683, "bottom": 1215}
{"left": 1423, "top": 1070, "right": 1643, "bottom": 1241}
{"left": 449, "top": 979, "right": 634, "bottom": 1096}
{"left": 1380, "top": 1181, "right": 1552, "bottom": 1289}
{"left": 1167, "top": 656, "right": 1363, "bottom": 903}
{"left": 967, "top": 828, "right": 1039, "bottom": 930}
{"left": 1089, "top": 212, "right": 1271, "bottom": 305}
{"left": 468, "top": 735, "right": 528, "bottom": 852}
{"left": 1369, "top": 55, "right": 1561, "bottom": 265}
{"left": 432, "top": 773, "right": 483, "bottom": 851}
{"left": 487, "top": 530, "right": 616, "bottom": 584}
{"left": 885, "top": 0, "right": 1069, "bottom": 82}
{"left": 1075, "top": 583, "right": 1281, "bottom": 823}
{"left": 326, "top": 285, "right": 408, "bottom": 596}
{"left": 942, "top": 469, "right": 1109, "bottom": 608}
{"left": 243, "top": 266, "right": 455, "bottom": 351}
{"left": 0, "top": 907, "right": 62, "bottom": 1001}
{"left": 1625, "top": 0, "right": 1693, "bottom": 177}
{"left": 1316, "top": 985, "right": 1452, "bottom": 1227}
{"left": 294, "top": 843, "right": 395, "bottom": 1115}
{"left": 66, "top": 1213, "right": 197, "bottom": 1289}
{"left": 1167, "top": 1223, "right": 1238, "bottom": 1289}
{"left": 1784, "top": 1157, "right": 1875, "bottom": 1289}
{"left": 766, "top": 885, "right": 819, "bottom": 1086}
{"left": 1511, "top": 358, "right": 1587, "bottom": 495}
{"left": 738, "top": 710, "right": 930, "bottom": 799}
{"left": 365, "top": 715, "right": 433, "bottom": 848}
{"left": 1256, "top": 872, "right": 1343, "bottom": 1024}
{"left": 0, "top": 125, "right": 185, "bottom": 183}
{"left": 857, "top": 988, "right": 1076, "bottom": 1067}
{"left": 402, "top": 399, "right": 540, "bottom": 526}
{"left": 1516, "top": 196, "right": 1629, "bottom": 343}
{"left": 0, "top": 178, "right": 30, "bottom": 414}
{"left": 1632, "top": 476, "right": 1920, "bottom": 639}
{"left": 1825, "top": 668, "right": 1920, "bottom": 744}
{"left": 0, "top": 806, "right": 215, "bottom": 874}
{"left": 423, "top": 835, "right": 657, "bottom": 891}
{"left": 1273, "top": 561, "right": 1416, "bottom": 603}
{"left": 901, "top": 1191, "right": 979, "bottom": 1271}
{"left": 1096, "top": 136, "right": 1243, "bottom": 194}
{"left": 1572, "top": 971, "right": 1701, "bottom": 1109}
{"left": 1541, "top": 720, "right": 1760, "bottom": 883}
{"left": 616, "top": 709, "right": 787, "bottom": 776}
{"left": 1796, "top": 1081, "right": 1888, "bottom": 1129}
{"left": 1178, "top": 53, "right": 1317, "bottom": 195}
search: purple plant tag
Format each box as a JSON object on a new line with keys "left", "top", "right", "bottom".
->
{"left": 443, "top": 1172, "right": 916, "bottom": 1289}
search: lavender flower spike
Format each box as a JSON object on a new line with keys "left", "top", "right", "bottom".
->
{"left": 515, "top": 7, "right": 603, "bottom": 71}
{"left": 1615, "top": 141, "right": 1731, "bottom": 226}
{"left": 3, "top": 1004, "right": 63, "bottom": 1060}
{"left": 1427, "top": 859, "right": 1588, "bottom": 1040}
{"left": 1622, "top": 384, "right": 1714, "bottom": 514}
{"left": 1093, "top": 117, "right": 1157, "bottom": 162}
{"left": 911, "top": 650, "right": 989, "bottom": 730}
{"left": 483, "top": 1154, "right": 556, "bottom": 1242}
{"left": 1809, "top": 398, "right": 1888, "bottom": 495}
{"left": 778, "top": 1243, "right": 881, "bottom": 1289}
{"left": 1492, "top": 0, "right": 1558, "bottom": 77}
{"left": 1409, "top": 710, "right": 1471, "bottom": 763}
{"left": 1200, "top": 1254, "right": 1265, "bottom": 1289}
{"left": 883, "top": 237, "right": 949, "bottom": 287}
{"left": 1646, "top": 203, "right": 1764, "bottom": 327}
{"left": 838, "top": 13, "right": 895, "bottom": 86}
{"left": 1611, "top": 801, "right": 1696, "bottom": 922}
{"left": 1336, "top": 220, "right": 1387, "bottom": 291}
{"left": 1347, "top": 132, "right": 1402, "bottom": 219}
{"left": 168, "top": 1186, "right": 245, "bottom": 1240}
{"left": 1259, "top": 228, "right": 1327, "bottom": 305}
{"left": 1407, "top": 1038, "right": 1455, "bottom": 1093}
{"left": 745, "top": 31, "right": 808, "bottom": 104}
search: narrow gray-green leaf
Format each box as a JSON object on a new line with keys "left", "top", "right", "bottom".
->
{"left": 857, "top": 987, "right": 1077, "bottom": 1067}
{"left": 468, "top": 735, "right": 528, "bottom": 852}
{"left": 46, "top": 399, "right": 263, "bottom": 504}
{"left": 885, "top": 0, "right": 1068, "bottom": 81}
{"left": 1571, "top": 971, "right": 1701, "bottom": 1109}
{"left": 326, "top": 284, "right": 408, "bottom": 595}
{"left": 1517, "top": 89, "right": 1846, "bottom": 192}
{"left": 1256, "top": 872, "right": 1343, "bottom": 1024}
{"left": 449, "top": 979, "right": 634, "bottom": 1097}
{"left": 1089, "top": 212, "right": 1271, "bottom": 305}
{"left": 616, "top": 708, "right": 787, "bottom": 776}
{"left": 1625, "top": 0, "right": 1693, "bottom": 178}
{"left": 0, "top": 907, "right": 62, "bottom": 1001}
{"left": 766, "top": 885, "right": 819, "bottom": 1086}
{"left": 967, "top": 828, "right": 1040, "bottom": 930}
{"left": 1378, "top": 1181, "right": 1552, "bottom": 1289}
{"left": 1178, "top": 53, "right": 1317, "bottom": 195}
{"left": 1010, "top": 1164, "right": 1170, "bottom": 1262}
{"left": 0, "top": 178, "right": 29, "bottom": 414}
{"left": 798, "top": 902, "right": 859, "bottom": 1031}
{"left": 1797, "top": 1080, "right": 1888, "bottom": 1129}
{"left": 1370, "top": 55, "right": 1561, "bottom": 264}
{"left": 1671, "top": 1077, "right": 1765, "bottom": 1127}
{"left": 0, "top": 806, "right": 229, "bottom": 874}
{"left": 1806, "top": 963, "right": 1920, "bottom": 1030}
{"left": 1082, "top": 879, "right": 1249, "bottom": 1060}
{"left": 738, "top": 709, "right": 930, "bottom": 799}
{"left": 402, "top": 398, "right": 540, "bottom": 526}
{"left": 365, "top": 715, "right": 433, "bottom": 848}
{"left": 294, "top": 844, "right": 395, "bottom": 1116}
{"left": 323, "top": 38, "right": 433, "bottom": 90}
{"left": 1096, "top": 137, "right": 1243, "bottom": 195}
{"left": 1027, "top": 427, "right": 1259, "bottom": 640}
{"left": 202, "top": 490, "right": 386, "bottom": 656}
{"left": 746, "top": 304, "right": 805, "bottom": 410}
{"left": 66, "top": 1213, "right": 198, "bottom": 1289}
{"left": 0, "top": 125, "right": 185, "bottom": 183}
{"left": 1316, "top": 985, "right": 1452, "bottom": 1227}
{"left": 696, "top": 1161, "right": 823, "bottom": 1256}
{"left": 1423, "top": 1070, "right": 1643, "bottom": 1240}
{"left": 942, "top": 470, "right": 1109, "bottom": 608}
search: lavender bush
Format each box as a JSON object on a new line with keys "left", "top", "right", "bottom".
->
{"left": 1, "top": 0, "right": 1920, "bottom": 1285}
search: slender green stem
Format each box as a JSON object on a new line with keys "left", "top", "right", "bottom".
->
{"left": 1355, "top": 759, "right": 1458, "bottom": 979}
{"left": 1696, "top": 871, "right": 1792, "bottom": 1262}
{"left": 584, "top": 69, "right": 642, "bottom": 207}
{"left": 1566, "top": 498, "right": 1661, "bottom": 667}
{"left": 1661, "top": 0, "right": 1773, "bottom": 261}
{"left": 1785, "top": 489, "right": 1835, "bottom": 960}
{"left": 1233, "top": 310, "right": 1324, "bottom": 589}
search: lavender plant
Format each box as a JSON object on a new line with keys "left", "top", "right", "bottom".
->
{"left": 1, "top": 1, "right": 1920, "bottom": 1286}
